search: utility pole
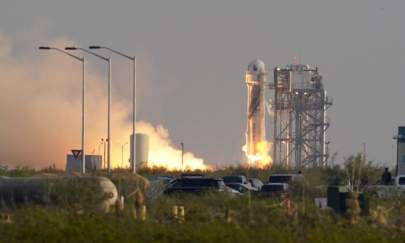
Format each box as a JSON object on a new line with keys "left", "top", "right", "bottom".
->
{"left": 357, "top": 143, "right": 366, "bottom": 192}
{"left": 180, "top": 142, "right": 184, "bottom": 171}
{"left": 122, "top": 142, "right": 128, "bottom": 168}
{"left": 103, "top": 139, "right": 107, "bottom": 169}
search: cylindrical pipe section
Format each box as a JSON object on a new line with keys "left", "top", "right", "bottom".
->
{"left": 0, "top": 176, "right": 118, "bottom": 213}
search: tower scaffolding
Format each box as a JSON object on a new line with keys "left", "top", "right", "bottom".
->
{"left": 271, "top": 64, "right": 332, "bottom": 168}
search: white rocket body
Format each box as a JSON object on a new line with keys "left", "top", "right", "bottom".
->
{"left": 245, "top": 60, "right": 266, "bottom": 156}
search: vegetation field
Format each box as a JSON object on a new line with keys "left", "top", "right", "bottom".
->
{"left": 0, "top": 156, "right": 404, "bottom": 243}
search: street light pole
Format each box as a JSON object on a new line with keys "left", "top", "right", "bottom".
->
{"left": 180, "top": 142, "right": 184, "bottom": 171}
{"left": 89, "top": 46, "right": 137, "bottom": 174}
{"left": 65, "top": 47, "right": 112, "bottom": 174}
{"left": 132, "top": 57, "right": 136, "bottom": 173}
{"left": 81, "top": 59, "right": 86, "bottom": 174}
{"left": 107, "top": 58, "right": 112, "bottom": 173}
{"left": 38, "top": 46, "right": 86, "bottom": 174}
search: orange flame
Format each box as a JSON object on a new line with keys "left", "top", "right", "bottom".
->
{"left": 242, "top": 141, "right": 272, "bottom": 168}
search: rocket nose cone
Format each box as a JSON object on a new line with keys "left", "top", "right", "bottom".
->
{"left": 248, "top": 59, "right": 266, "bottom": 74}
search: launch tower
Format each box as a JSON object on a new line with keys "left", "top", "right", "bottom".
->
{"left": 271, "top": 64, "right": 332, "bottom": 168}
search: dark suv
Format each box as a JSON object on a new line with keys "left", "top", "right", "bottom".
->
{"left": 164, "top": 177, "right": 227, "bottom": 194}
{"left": 259, "top": 183, "right": 289, "bottom": 197}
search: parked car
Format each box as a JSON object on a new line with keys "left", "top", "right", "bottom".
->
{"left": 259, "top": 183, "right": 289, "bottom": 197}
{"left": 223, "top": 175, "right": 249, "bottom": 185}
{"left": 180, "top": 173, "right": 205, "bottom": 178}
{"left": 164, "top": 177, "right": 238, "bottom": 195}
{"left": 226, "top": 183, "right": 257, "bottom": 193}
{"left": 149, "top": 175, "right": 174, "bottom": 185}
{"left": 365, "top": 174, "right": 405, "bottom": 197}
{"left": 222, "top": 175, "right": 258, "bottom": 193}
{"left": 268, "top": 173, "right": 304, "bottom": 184}
{"left": 249, "top": 178, "right": 264, "bottom": 190}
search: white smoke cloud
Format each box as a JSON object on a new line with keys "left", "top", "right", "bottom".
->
{"left": 136, "top": 121, "right": 208, "bottom": 170}
{"left": 0, "top": 33, "right": 207, "bottom": 170}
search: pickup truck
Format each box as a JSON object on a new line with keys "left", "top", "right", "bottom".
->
{"left": 222, "top": 175, "right": 258, "bottom": 193}
{"left": 163, "top": 177, "right": 240, "bottom": 195}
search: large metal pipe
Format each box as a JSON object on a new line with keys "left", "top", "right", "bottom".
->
{"left": 0, "top": 176, "right": 118, "bottom": 213}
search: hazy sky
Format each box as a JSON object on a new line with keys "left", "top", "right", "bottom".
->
{"left": 1, "top": 0, "right": 404, "bottom": 168}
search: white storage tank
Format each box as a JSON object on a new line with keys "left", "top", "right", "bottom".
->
{"left": 130, "top": 133, "right": 149, "bottom": 169}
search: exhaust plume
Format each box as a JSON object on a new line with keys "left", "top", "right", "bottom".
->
{"left": 242, "top": 141, "right": 273, "bottom": 168}
{"left": 0, "top": 33, "right": 208, "bottom": 171}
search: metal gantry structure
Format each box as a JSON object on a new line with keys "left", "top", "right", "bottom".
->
{"left": 271, "top": 64, "right": 332, "bottom": 168}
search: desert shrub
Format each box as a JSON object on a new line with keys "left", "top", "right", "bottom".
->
{"left": 0, "top": 162, "right": 404, "bottom": 242}
{"left": 1, "top": 166, "right": 37, "bottom": 177}
{"left": 1, "top": 199, "right": 404, "bottom": 243}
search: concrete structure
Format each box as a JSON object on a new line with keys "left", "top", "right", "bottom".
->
{"left": 130, "top": 133, "right": 149, "bottom": 169}
{"left": 245, "top": 59, "right": 267, "bottom": 157}
{"left": 271, "top": 64, "right": 332, "bottom": 168}
{"left": 66, "top": 154, "right": 102, "bottom": 173}
{"left": 396, "top": 127, "right": 405, "bottom": 175}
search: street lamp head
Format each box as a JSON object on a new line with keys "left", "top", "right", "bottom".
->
{"left": 89, "top": 45, "right": 101, "bottom": 49}
{"left": 65, "top": 47, "right": 77, "bottom": 50}
{"left": 38, "top": 46, "right": 51, "bottom": 50}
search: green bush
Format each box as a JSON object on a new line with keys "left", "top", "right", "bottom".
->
{"left": 0, "top": 163, "right": 404, "bottom": 242}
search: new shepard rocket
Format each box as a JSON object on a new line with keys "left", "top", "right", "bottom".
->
{"left": 245, "top": 59, "right": 266, "bottom": 157}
